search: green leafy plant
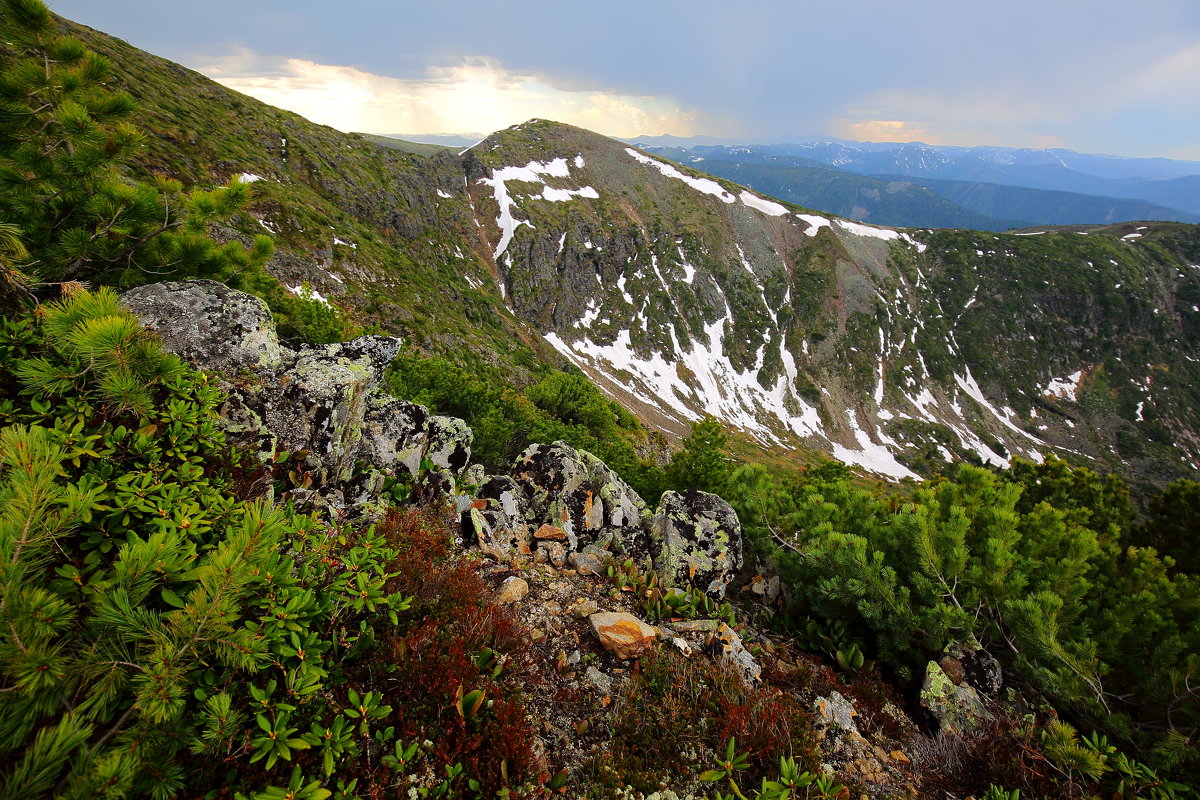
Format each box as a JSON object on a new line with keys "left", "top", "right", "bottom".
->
{"left": 703, "top": 738, "right": 843, "bottom": 800}
{"left": 608, "top": 558, "right": 737, "bottom": 626}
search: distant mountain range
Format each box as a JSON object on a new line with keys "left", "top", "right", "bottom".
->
{"left": 626, "top": 140, "right": 1200, "bottom": 230}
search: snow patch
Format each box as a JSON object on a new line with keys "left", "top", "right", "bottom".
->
{"left": 235, "top": 172, "right": 264, "bottom": 184}
{"left": 575, "top": 298, "right": 603, "bottom": 330}
{"left": 540, "top": 185, "right": 599, "bottom": 202}
{"left": 288, "top": 284, "right": 331, "bottom": 307}
{"left": 834, "top": 219, "right": 902, "bottom": 242}
{"left": 1043, "top": 371, "right": 1084, "bottom": 402}
{"left": 436, "top": 189, "right": 453, "bottom": 199}
{"left": 738, "top": 190, "right": 788, "bottom": 217}
{"left": 796, "top": 214, "right": 831, "bottom": 235}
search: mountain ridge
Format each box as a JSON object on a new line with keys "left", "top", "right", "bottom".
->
{"left": 60, "top": 15, "right": 1200, "bottom": 490}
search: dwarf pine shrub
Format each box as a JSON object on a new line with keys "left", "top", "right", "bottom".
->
{"left": 0, "top": 290, "right": 414, "bottom": 798}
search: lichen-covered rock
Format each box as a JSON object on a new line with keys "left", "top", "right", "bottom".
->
{"left": 266, "top": 336, "right": 402, "bottom": 485}
{"left": 942, "top": 639, "right": 1003, "bottom": 696}
{"left": 121, "top": 279, "right": 286, "bottom": 373}
{"left": 424, "top": 415, "right": 473, "bottom": 474}
{"left": 919, "top": 660, "right": 990, "bottom": 734}
{"left": 814, "top": 691, "right": 860, "bottom": 734}
{"left": 649, "top": 490, "right": 743, "bottom": 598}
{"left": 462, "top": 476, "right": 532, "bottom": 560}
{"left": 358, "top": 396, "right": 433, "bottom": 476}
{"left": 512, "top": 441, "right": 648, "bottom": 559}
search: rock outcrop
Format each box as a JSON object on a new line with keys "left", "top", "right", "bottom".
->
{"left": 121, "top": 280, "right": 472, "bottom": 517}
{"left": 123, "top": 281, "right": 749, "bottom": 598}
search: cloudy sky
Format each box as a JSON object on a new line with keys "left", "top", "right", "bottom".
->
{"left": 49, "top": 0, "right": 1200, "bottom": 159}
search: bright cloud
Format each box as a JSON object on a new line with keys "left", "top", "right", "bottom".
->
{"left": 195, "top": 49, "right": 705, "bottom": 138}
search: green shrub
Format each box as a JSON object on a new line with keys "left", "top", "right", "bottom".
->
{"left": 0, "top": 290, "right": 413, "bottom": 798}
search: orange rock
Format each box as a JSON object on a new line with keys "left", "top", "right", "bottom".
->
{"left": 589, "top": 611, "right": 658, "bottom": 659}
{"left": 534, "top": 523, "right": 568, "bottom": 540}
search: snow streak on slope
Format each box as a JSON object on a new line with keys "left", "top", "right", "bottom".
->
{"left": 738, "top": 190, "right": 788, "bottom": 217}
{"left": 624, "top": 147, "right": 735, "bottom": 203}
{"left": 544, "top": 305, "right": 826, "bottom": 448}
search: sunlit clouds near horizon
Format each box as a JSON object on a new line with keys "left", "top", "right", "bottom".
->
{"left": 197, "top": 49, "right": 707, "bottom": 139}
{"left": 46, "top": 0, "right": 1200, "bottom": 158}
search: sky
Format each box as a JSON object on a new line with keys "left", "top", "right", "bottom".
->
{"left": 48, "top": 0, "right": 1200, "bottom": 160}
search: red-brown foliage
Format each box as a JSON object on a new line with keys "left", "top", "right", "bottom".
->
{"left": 360, "top": 507, "right": 544, "bottom": 795}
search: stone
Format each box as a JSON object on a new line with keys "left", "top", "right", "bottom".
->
{"left": 424, "top": 415, "right": 473, "bottom": 475}
{"left": 939, "top": 655, "right": 968, "bottom": 686}
{"left": 121, "top": 280, "right": 286, "bottom": 374}
{"left": 494, "top": 576, "right": 529, "bottom": 605}
{"left": 461, "top": 463, "right": 487, "bottom": 489}
{"left": 589, "top": 611, "right": 658, "bottom": 659}
{"left": 512, "top": 441, "right": 649, "bottom": 559}
{"left": 584, "top": 666, "right": 613, "bottom": 695}
{"left": 649, "top": 490, "right": 743, "bottom": 598}
{"left": 539, "top": 540, "right": 568, "bottom": 568}
{"left": 668, "top": 637, "right": 694, "bottom": 656}
{"left": 813, "top": 691, "right": 859, "bottom": 734}
{"left": 920, "top": 660, "right": 990, "bottom": 734}
{"left": 944, "top": 639, "right": 1003, "bottom": 696}
{"left": 570, "top": 598, "right": 600, "bottom": 618}
{"left": 567, "top": 551, "right": 606, "bottom": 576}
{"left": 534, "top": 524, "right": 568, "bottom": 540}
